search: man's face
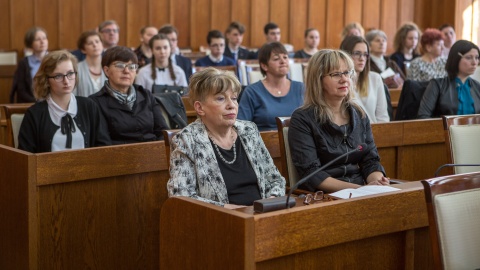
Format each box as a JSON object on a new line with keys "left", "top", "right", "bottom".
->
{"left": 166, "top": 32, "right": 178, "bottom": 52}
{"left": 226, "top": 29, "right": 243, "bottom": 47}
{"left": 209, "top": 38, "right": 225, "bottom": 58}
{"left": 100, "top": 24, "right": 119, "bottom": 49}
{"left": 266, "top": 28, "right": 281, "bottom": 43}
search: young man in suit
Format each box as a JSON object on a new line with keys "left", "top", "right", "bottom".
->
{"left": 158, "top": 24, "right": 193, "bottom": 83}
{"left": 224, "top": 22, "right": 253, "bottom": 62}
{"left": 195, "top": 30, "right": 236, "bottom": 67}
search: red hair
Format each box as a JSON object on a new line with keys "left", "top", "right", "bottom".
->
{"left": 420, "top": 28, "right": 443, "bottom": 53}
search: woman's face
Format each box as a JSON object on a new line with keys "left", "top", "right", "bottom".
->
{"left": 351, "top": 42, "right": 368, "bottom": 73}
{"left": 82, "top": 35, "right": 103, "bottom": 57}
{"left": 103, "top": 61, "right": 137, "bottom": 93}
{"left": 305, "top": 30, "right": 320, "bottom": 49}
{"left": 262, "top": 52, "right": 289, "bottom": 77}
{"left": 32, "top": 30, "right": 48, "bottom": 54}
{"left": 152, "top": 39, "right": 171, "bottom": 63}
{"left": 369, "top": 35, "right": 387, "bottom": 56}
{"left": 321, "top": 59, "right": 351, "bottom": 103}
{"left": 458, "top": 48, "right": 479, "bottom": 78}
{"left": 48, "top": 60, "right": 76, "bottom": 98}
{"left": 427, "top": 40, "right": 444, "bottom": 58}
{"left": 441, "top": 26, "right": 456, "bottom": 48}
{"left": 141, "top": 27, "right": 158, "bottom": 46}
{"left": 195, "top": 88, "right": 238, "bottom": 129}
{"left": 404, "top": 30, "right": 419, "bottom": 50}
{"left": 348, "top": 28, "right": 362, "bottom": 37}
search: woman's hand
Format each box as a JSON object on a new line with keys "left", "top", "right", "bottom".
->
{"left": 366, "top": 171, "right": 390, "bottom": 186}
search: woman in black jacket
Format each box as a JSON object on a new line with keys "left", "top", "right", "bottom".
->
{"left": 89, "top": 46, "right": 168, "bottom": 144}
{"left": 418, "top": 40, "right": 480, "bottom": 119}
{"left": 288, "top": 49, "right": 389, "bottom": 192}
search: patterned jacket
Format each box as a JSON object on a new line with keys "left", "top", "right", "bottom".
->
{"left": 167, "top": 119, "right": 285, "bottom": 206}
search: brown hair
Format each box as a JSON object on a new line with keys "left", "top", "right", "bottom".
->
{"left": 24, "top": 26, "right": 47, "bottom": 48}
{"left": 77, "top": 30, "right": 103, "bottom": 50}
{"left": 393, "top": 22, "right": 421, "bottom": 54}
{"left": 34, "top": 50, "right": 78, "bottom": 99}
{"left": 149, "top": 34, "right": 177, "bottom": 85}
{"left": 339, "top": 35, "right": 370, "bottom": 97}
{"left": 258, "top": 42, "right": 288, "bottom": 76}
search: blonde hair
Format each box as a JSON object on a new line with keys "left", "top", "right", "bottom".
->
{"left": 393, "top": 22, "right": 421, "bottom": 54}
{"left": 188, "top": 67, "right": 242, "bottom": 106}
{"left": 34, "top": 50, "right": 78, "bottom": 99}
{"left": 341, "top": 22, "right": 365, "bottom": 40}
{"left": 303, "top": 49, "right": 364, "bottom": 123}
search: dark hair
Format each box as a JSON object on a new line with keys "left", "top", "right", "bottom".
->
{"left": 158, "top": 24, "right": 178, "bottom": 35}
{"left": 101, "top": 46, "right": 138, "bottom": 67}
{"left": 264, "top": 22, "right": 279, "bottom": 35}
{"left": 140, "top": 26, "right": 157, "bottom": 35}
{"left": 439, "top": 24, "right": 455, "bottom": 31}
{"left": 98, "top": 20, "right": 119, "bottom": 32}
{"left": 149, "top": 34, "right": 177, "bottom": 84}
{"left": 420, "top": 28, "right": 443, "bottom": 53}
{"left": 207, "top": 30, "right": 224, "bottom": 45}
{"left": 445, "top": 40, "right": 480, "bottom": 79}
{"left": 339, "top": 35, "right": 370, "bottom": 97}
{"left": 77, "top": 31, "right": 103, "bottom": 50}
{"left": 304, "top": 28, "right": 318, "bottom": 38}
{"left": 258, "top": 42, "right": 288, "bottom": 76}
{"left": 226, "top": 21, "right": 245, "bottom": 35}
{"left": 24, "top": 27, "right": 47, "bottom": 48}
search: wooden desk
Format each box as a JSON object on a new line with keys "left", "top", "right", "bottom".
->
{"left": 160, "top": 181, "right": 433, "bottom": 269}
{"left": 0, "top": 142, "right": 169, "bottom": 269}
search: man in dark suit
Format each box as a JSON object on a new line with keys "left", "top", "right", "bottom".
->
{"left": 224, "top": 22, "right": 253, "bottom": 61}
{"left": 158, "top": 24, "right": 193, "bottom": 83}
{"left": 194, "top": 30, "right": 235, "bottom": 67}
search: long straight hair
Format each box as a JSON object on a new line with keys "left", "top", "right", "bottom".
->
{"left": 149, "top": 34, "right": 177, "bottom": 85}
{"left": 303, "top": 49, "right": 365, "bottom": 123}
{"left": 340, "top": 35, "right": 370, "bottom": 97}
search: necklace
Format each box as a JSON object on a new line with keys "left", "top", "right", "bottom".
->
{"left": 89, "top": 67, "right": 102, "bottom": 76}
{"left": 207, "top": 127, "right": 237, "bottom": 164}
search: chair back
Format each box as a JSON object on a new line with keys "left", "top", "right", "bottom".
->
{"left": 442, "top": 114, "right": 480, "bottom": 174}
{"left": 162, "top": 129, "right": 181, "bottom": 169}
{"left": 422, "top": 173, "right": 480, "bottom": 270}
{"left": 3, "top": 104, "right": 32, "bottom": 147}
{"left": 0, "top": 51, "right": 17, "bottom": 65}
{"left": 275, "top": 117, "right": 299, "bottom": 187}
{"left": 246, "top": 66, "right": 264, "bottom": 85}
{"left": 238, "top": 60, "right": 260, "bottom": 85}
{"left": 193, "top": 65, "right": 237, "bottom": 77}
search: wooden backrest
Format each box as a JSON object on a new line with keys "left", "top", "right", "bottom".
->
{"left": 275, "top": 117, "right": 299, "bottom": 187}
{"left": 2, "top": 103, "right": 32, "bottom": 147}
{"left": 442, "top": 114, "right": 480, "bottom": 173}
{"left": 193, "top": 65, "right": 237, "bottom": 76}
{"left": 422, "top": 173, "right": 480, "bottom": 270}
{"left": 162, "top": 129, "right": 181, "bottom": 169}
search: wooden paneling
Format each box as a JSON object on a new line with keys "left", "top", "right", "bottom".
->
{"left": 2, "top": 0, "right": 456, "bottom": 56}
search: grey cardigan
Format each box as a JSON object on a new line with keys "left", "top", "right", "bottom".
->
{"left": 74, "top": 61, "right": 108, "bottom": 97}
{"left": 418, "top": 77, "right": 480, "bottom": 118}
{"left": 167, "top": 119, "right": 285, "bottom": 206}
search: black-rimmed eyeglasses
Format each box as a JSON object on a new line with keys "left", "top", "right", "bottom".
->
{"left": 48, "top": 72, "right": 77, "bottom": 82}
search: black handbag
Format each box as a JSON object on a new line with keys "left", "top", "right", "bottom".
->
{"left": 152, "top": 84, "right": 188, "bottom": 96}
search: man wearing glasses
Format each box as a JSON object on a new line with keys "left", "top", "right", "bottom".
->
{"left": 195, "top": 30, "right": 236, "bottom": 67}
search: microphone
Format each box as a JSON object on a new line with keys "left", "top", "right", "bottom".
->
{"left": 434, "top": 163, "right": 480, "bottom": 177}
{"left": 285, "top": 143, "right": 368, "bottom": 208}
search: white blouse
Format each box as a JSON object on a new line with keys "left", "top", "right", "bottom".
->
{"left": 352, "top": 72, "right": 390, "bottom": 123}
{"left": 135, "top": 63, "right": 188, "bottom": 92}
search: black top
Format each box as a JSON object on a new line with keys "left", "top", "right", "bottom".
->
{"left": 389, "top": 52, "right": 420, "bottom": 75}
{"left": 224, "top": 46, "right": 254, "bottom": 61}
{"left": 293, "top": 50, "right": 313, "bottom": 59}
{"left": 289, "top": 105, "right": 385, "bottom": 191}
{"left": 211, "top": 136, "right": 261, "bottom": 206}
{"left": 10, "top": 57, "right": 34, "bottom": 103}
{"left": 89, "top": 84, "right": 168, "bottom": 144}
{"left": 18, "top": 96, "right": 111, "bottom": 153}
{"left": 174, "top": 54, "right": 193, "bottom": 83}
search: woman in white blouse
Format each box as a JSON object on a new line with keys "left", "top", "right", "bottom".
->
{"left": 135, "top": 34, "right": 187, "bottom": 91}
{"left": 340, "top": 35, "right": 389, "bottom": 123}
{"left": 74, "top": 31, "right": 107, "bottom": 97}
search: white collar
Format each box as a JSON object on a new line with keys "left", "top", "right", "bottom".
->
{"left": 47, "top": 94, "right": 78, "bottom": 126}
{"left": 209, "top": 55, "right": 223, "bottom": 63}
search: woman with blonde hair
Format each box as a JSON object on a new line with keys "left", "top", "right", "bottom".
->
{"left": 18, "top": 50, "right": 111, "bottom": 153}
{"left": 288, "top": 49, "right": 389, "bottom": 192}
{"left": 341, "top": 22, "right": 365, "bottom": 40}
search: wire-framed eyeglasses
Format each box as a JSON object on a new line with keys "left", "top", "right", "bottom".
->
{"left": 323, "top": 70, "right": 355, "bottom": 81}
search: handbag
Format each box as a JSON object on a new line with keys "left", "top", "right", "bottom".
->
{"left": 152, "top": 84, "right": 188, "bottom": 96}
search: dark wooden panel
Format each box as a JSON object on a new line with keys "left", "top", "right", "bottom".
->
{"left": 10, "top": 0, "right": 34, "bottom": 56}
{"left": 269, "top": 0, "right": 290, "bottom": 44}
{"left": 58, "top": 0, "right": 82, "bottom": 50}
{"left": 126, "top": 0, "right": 149, "bottom": 50}
{"left": 211, "top": 0, "right": 232, "bottom": 34}
{"left": 382, "top": 0, "right": 399, "bottom": 53}
{"left": 150, "top": 0, "right": 170, "bottom": 31}
{"left": 231, "top": 0, "right": 252, "bottom": 47}
{"left": 190, "top": 0, "right": 211, "bottom": 49}
{"left": 0, "top": 0, "right": 11, "bottom": 49}
{"left": 398, "top": 0, "right": 415, "bottom": 26}
{"left": 308, "top": 0, "right": 327, "bottom": 48}
{"left": 81, "top": 0, "right": 104, "bottom": 32}
{"left": 345, "top": 0, "right": 363, "bottom": 26}
{"left": 171, "top": 0, "right": 191, "bottom": 48}
{"left": 250, "top": 0, "right": 270, "bottom": 48}
{"left": 325, "top": 0, "right": 345, "bottom": 48}
{"left": 289, "top": 0, "right": 308, "bottom": 52}
{"left": 104, "top": 0, "right": 127, "bottom": 47}
{"left": 363, "top": 0, "right": 381, "bottom": 30}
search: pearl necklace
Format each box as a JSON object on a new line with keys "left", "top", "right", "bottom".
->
{"left": 207, "top": 128, "right": 237, "bottom": 164}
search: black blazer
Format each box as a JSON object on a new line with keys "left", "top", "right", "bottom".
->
{"left": 224, "top": 47, "right": 253, "bottom": 60}
{"left": 395, "top": 80, "right": 430, "bottom": 120}
{"left": 175, "top": 55, "right": 193, "bottom": 83}
{"left": 10, "top": 57, "right": 34, "bottom": 103}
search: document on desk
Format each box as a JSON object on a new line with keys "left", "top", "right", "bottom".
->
{"left": 329, "top": 186, "right": 401, "bottom": 199}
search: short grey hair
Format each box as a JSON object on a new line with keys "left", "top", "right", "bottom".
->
{"left": 365, "top": 29, "right": 387, "bottom": 44}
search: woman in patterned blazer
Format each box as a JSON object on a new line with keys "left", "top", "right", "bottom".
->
{"left": 167, "top": 67, "right": 285, "bottom": 208}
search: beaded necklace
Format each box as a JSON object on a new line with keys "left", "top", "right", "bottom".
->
{"left": 207, "top": 127, "right": 237, "bottom": 165}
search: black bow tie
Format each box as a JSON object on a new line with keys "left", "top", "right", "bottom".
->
{"left": 158, "top": 68, "right": 166, "bottom": 72}
{"left": 61, "top": 114, "right": 76, "bottom": 149}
